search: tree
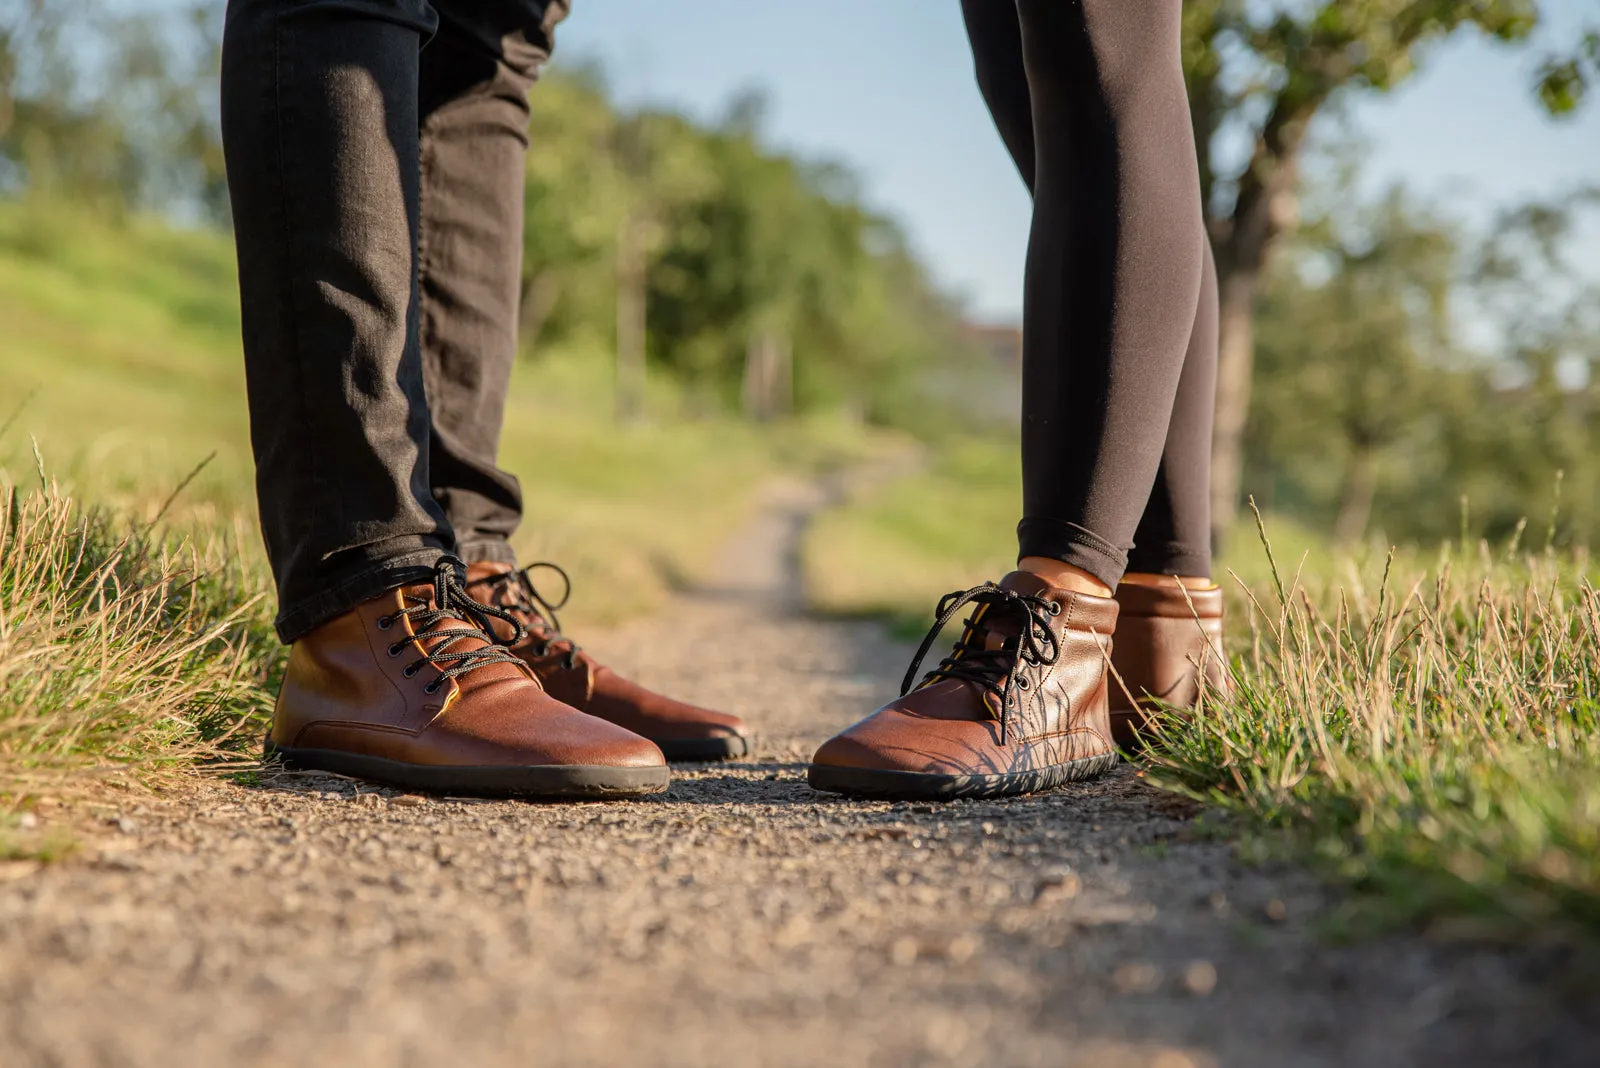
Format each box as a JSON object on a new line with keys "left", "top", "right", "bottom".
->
{"left": 1246, "top": 181, "right": 1600, "bottom": 549}
{"left": 1249, "top": 188, "right": 1457, "bottom": 543}
{"left": 0, "top": 0, "right": 225, "bottom": 218}
{"left": 1182, "top": 0, "right": 1544, "bottom": 547}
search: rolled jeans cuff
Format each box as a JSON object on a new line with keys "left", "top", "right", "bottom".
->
{"left": 275, "top": 541, "right": 450, "bottom": 643}
{"left": 1016, "top": 518, "right": 1128, "bottom": 591}
{"left": 453, "top": 537, "right": 518, "bottom": 567}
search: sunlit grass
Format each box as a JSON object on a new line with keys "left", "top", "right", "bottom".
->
{"left": 1149, "top": 510, "right": 1600, "bottom": 935}
{"left": 0, "top": 478, "right": 279, "bottom": 806}
{"left": 803, "top": 435, "right": 1018, "bottom": 634}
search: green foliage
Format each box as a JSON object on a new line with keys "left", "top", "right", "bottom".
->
{"left": 517, "top": 70, "right": 983, "bottom": 427}
{"left": 1182, "top": 0, "right": 1572, "bottom": 541}
{"left": 1537, "top": 30, "right": 1600, "bottom": 113}
{"left": 1184, "top": 0, "right": 1541, "bottom": 228}
{"left": 0, "top": 0, "right": 226, "bottom": 219}
{"left": 1248, "top": 180, "right": 1600, "bottom": 548}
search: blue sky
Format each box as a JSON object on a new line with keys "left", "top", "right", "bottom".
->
{"left": 556, "top": 0, "right": 1600, "bottom": 322}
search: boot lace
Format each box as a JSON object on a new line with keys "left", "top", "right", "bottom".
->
{"left": 467, "top": 562, "right": 582, "bottom": 669}
{"left": 376, "top": 558, "right": 529, "bottom": 694}
{"left": 900, "top": 583, "right": 1063, "bottom": 744}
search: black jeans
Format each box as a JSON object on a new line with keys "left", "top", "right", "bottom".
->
{"left": 221, "top": 0, "right": 567, "bottom": 641}
{"left": 962, "top": 0, "right": 1218, "bottom": 585}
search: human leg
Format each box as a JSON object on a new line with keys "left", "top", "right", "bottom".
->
{"left": 811, "top": 0, "right": 1205, "bottom": 798}
{"left": 222, "top": 0, "right": 667, "bottom": 794}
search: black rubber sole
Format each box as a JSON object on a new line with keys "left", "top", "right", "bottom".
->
{"left": 807, "top": 751, "right": 1119, "bottom": 801}
{"left": 655, "top": 734, "right": 749, "bottom": 762}
{"left": 264, "top": 741, "right": 669, "bottom": 799}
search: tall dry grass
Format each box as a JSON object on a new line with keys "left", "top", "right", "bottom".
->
{"left": 0, "top": 477, "right": 277, "bottom": 804}
{"left": 1151, "top": 506, "right": 1600, "bottom": 934}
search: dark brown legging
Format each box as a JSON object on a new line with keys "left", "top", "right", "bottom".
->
{"left": 963, "top": 0, "right": 1219, "bottom": 584}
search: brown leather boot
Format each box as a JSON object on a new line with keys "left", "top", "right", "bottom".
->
{"left": 266, "top": 560, "right": 669, "bottom": 797}
{"left": 1108, "top": 580, "right": 1225, "bottom": 749}
{"left": 808, "top": 572, "right": 1120, "bottom": 800}
{"left": 465, "top": 561, "right": 751, "bottom": 761}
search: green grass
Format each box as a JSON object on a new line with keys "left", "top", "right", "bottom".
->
{"left": 804, "top": 435, "right": 1020, "bottom": 635}
{"left": 802, "top": 433, "right": 1368, "bottom": 629}
{"left": 1152, "top": 516, "right": 1600, "bottom": 937}
{"left": 0, "top": 478, "right": 279, "bottom": 804}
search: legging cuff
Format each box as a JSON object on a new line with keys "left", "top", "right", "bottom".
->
{"left": 1125, "top": 542, "right": 1211, "bottom": 581}
{"left": 1016, "top": 518, "right": 1127, "bottom": 590}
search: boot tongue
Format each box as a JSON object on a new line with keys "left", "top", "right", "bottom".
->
{"left": 397, "top": 583, "right": 490, "bottom": 646}
{"left": 395, "top": 582, "right": 528, "bottom": 685}
{"left": 998, "top": 571, "right": 1053, "bottom": 598}
{"left": 971, "top": 572, "right": 1052, "bottom": 650}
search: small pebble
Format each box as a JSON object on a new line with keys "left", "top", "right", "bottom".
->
{"left": 1112, "top": 961, "right": 1163, "bottom": 995}
{"left": 1264, "top": 899, "right": 1288, "bottom": 922}
{"left": 1182, "top": 960, "right": 1218, "bottom": 997}
{"left": 391, "top": 795, "right": 427, "bottom": 808}
{"left": 1152, "top": 1052, "right": 1201, "bottom": 1068}
{"left": 944, "top": 934, "right": 980, "bottom": 964}
{"left": 1033, "top": 872, "right": 1081, "bottom": 905}
{"left": 16, "top": 812, "right": 38, "bottom": 830}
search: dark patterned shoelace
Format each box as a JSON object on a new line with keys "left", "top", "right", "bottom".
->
{"left": 376, "top": 558, "right": 529, "bottom": 694}
{"left": 467, "top": 562, "right": 583, "bottom": 670}
{"left": 900, "top": 583, "right": 1063, "bottom": 744}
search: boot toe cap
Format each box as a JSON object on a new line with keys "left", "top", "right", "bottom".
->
{"left": 811, "top": 708, "right": 998, "bottom": 776}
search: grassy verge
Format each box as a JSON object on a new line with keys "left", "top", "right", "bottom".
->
{"left": 0, "top": 480, "right": 279, "bottom": 813}
{"left": 804, "top": 435, "right": 1020, "bottom": 636}
{"left": 1153, "top": 516, "right": 1600, "bottom": 937}
{"left": 809, "top": 433, "right": 1600, "bottom": 935}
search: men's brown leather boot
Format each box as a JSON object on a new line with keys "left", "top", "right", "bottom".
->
{"left": 466, "top": 561, "right": 751, "bottom": 761}
{"left": 266, "top": 560, "right": 669, "bottom": 797}
{"left": 808, "top": 571, "right": 1120, "bottom": 800}
{"left": 1108, "top": 580, "right": 1225, "bottom": 749}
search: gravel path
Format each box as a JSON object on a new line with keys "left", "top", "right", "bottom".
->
{"left": 2, "top": 478, "right": 1593, "bottom": 1068}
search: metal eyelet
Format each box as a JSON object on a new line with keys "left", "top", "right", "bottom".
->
{"left": 376, "top": 615, "right": 393, "bottom": 630}
{"left": 423, "top": 680, "right": 441, "bottom": 695}
{"left": 387, "top": 643, "right": 403, "bottom": 658}
{"left": 1015, "top": 675, "right": 1030, "bottom": 689}
{"left": 402, "top": 663, "right": 420, "bottom": 679}
{"left": 1048, "top": 601, "right": 1062, "bottom": 616}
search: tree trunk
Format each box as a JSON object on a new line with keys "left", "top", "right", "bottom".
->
{"left": 518, "top": 270, "right": 561, "bottom": 355}
{"left": 741, "top": 331, "right": 793, "bottom": 421}
{"left": 1332, "top": 444, "right": 1379, "bottom": 545}
{"left": 1209, "top": 262, "right": 1261, "bottom": 550}
{"left": 1202, "top": 84, "right": 1318, "bottom": 551}
{"left": 615, "top": 211, "right": 646, "bottom": 424}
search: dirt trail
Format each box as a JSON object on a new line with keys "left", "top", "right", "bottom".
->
{"left": 1, "top": 477, "right": 1592, "bottom": 1068}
